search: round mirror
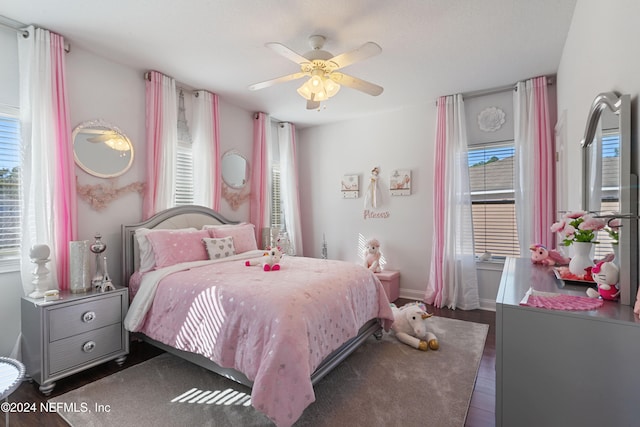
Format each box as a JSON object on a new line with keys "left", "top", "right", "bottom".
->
{"left": 221, "top": 150, "right": 248, "bottom": 189}
{"left": 73, "top": 119, "right": 134, "bottom": 178}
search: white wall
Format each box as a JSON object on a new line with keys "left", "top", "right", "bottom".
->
{"left": 557, "top": 1, "right": 640, "bottom": 211}
{"left": 0, "top": 36, "right": 254, "bottom": 356}
{"left": 298, "top": 105, "right": 436, "bottom": 301}
{"left": 297, "top": 94, "right": 518, "bottom": 308}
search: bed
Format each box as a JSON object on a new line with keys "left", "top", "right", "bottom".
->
{"left": 121, "top": 205, "right": 394, "bottom": 426}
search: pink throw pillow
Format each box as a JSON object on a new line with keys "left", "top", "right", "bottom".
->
{"left": 146, "top": 229, "right": 210, "bottom": 269}
{"left": 210, "top": 223, "right": 257, "bottom": 254}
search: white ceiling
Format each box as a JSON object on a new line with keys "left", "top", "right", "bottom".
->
{"left": 2, "top": 0, "right": 576, "bottom": 128}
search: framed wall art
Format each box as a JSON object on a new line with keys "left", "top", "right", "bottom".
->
{"left": 341, "top": 174, "right": 359, "bottom": 198}
{"left": 390, "top": 169, "right": 411, "bottom": 196}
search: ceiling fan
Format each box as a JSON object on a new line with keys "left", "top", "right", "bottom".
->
{"left": 249, "top": 35, "right": 384, "bottom": 110}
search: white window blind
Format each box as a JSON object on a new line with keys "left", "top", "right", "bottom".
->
{"left": 271, "top": 165, "right": 282, "bottom": 230}
{"left": 175, "top": 141, "right": 194, "bottom": 206}
{"left": 0, "top": 111, "right": 21, "bottom": 259}
{"left": 468, "top": 142, "right": 520, "bottom": 258}
{"left": 175, "top": 89, "right": 194, "bottom": 206}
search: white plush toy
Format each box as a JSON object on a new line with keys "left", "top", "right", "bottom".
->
{"left": 390, "top": 303, "right": 439, "bottom": 351}
{"left": 245, "top": 246, "right": 283, "bottom": 271}
{"left": 363, "top": 238, "right": 382, "bottom": 273}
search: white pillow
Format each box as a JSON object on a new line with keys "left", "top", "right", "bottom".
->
{"left": 202, "top": 237, "right": 237, "bottom": 260}
{"left": 135, "top": 227, "right": 196, "bottom": 273}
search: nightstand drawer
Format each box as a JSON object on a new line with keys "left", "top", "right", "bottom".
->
{"left": 48, "top": 294, "right": 123, "bottom": 342}
{"left": 48, "top": 323, "right": 124, "bottom": 374}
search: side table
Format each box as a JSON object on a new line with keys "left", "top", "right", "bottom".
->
{"left": 375, "top": 270, "right": 400, "bottom": 302}
{"left": 0, "top": 357, "right": 26, "bottom": 426}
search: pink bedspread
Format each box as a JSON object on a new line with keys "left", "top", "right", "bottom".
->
{"left": 131, "top": 256, "right": 393, "bottom": 426}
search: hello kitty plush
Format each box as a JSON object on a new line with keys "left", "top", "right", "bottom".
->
{"left": 586, "top": 261, "right": 620, "bottom": 301}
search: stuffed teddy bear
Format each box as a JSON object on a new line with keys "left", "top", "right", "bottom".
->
{"left": 363, "top": 238, "right": 382, "bottom": 273}
{"left": 586, "top": 260, "right": 620, "bottom": 301}
{"left": 245, "top": 246, "right": 283, "bottom": 271}
{"left": 529, "top": 244, "right": 570, "bottom": 266}
{"left": 390, "top": 303, "right": 439, "bottom": 351}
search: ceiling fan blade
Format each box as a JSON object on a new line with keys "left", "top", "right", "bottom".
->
{"left": 330, "top": 73, "right": 384, "bottom": 96}
{"left": 306, "top": 100, "right": 321, "bottom": 110}
{"left": 328, "top": 42, "right": 382, "bottom": 70}
{"left": 266, "top": 42, "right": 311, "bottom": 65}
{"left": 248, "top": 72, "right": 307, "bottom": 91}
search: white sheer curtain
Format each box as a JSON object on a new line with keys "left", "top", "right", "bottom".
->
{"left": 277, "top": 122, "right": 303, "bottom": 256}
{"left": 143, "top": 71, "right": 177, "bottom": 219}
{"left": 588, "top": 126, "right": 603, "bottom": 212}
{"left": 192, "top": 90, "right": 221, "bottom": 210}
{"left": 18, "top": 26, "right": 76, "bottom": 295}
{"left": 514, "top": 76, "right": 555, "bottom": 251}
{"left": 424, "top": 94, "right": 479, "bottom": 310}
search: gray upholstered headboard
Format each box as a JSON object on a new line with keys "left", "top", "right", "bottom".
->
{"left": 120, "top": 205, "right": 238, "bottom": 286}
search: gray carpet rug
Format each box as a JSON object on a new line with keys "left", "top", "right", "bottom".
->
{"left": 51, "top": 316, "right": 488, "bottom": 427}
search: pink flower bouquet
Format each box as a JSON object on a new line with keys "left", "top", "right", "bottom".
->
{"left": 551, "top": 211, "right": 606, "bottom": 246}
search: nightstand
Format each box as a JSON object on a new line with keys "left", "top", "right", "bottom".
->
{"left": 21, "top": 286, "right": 129, "bottom": 395}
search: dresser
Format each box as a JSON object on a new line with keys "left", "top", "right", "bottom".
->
{"left": 21, "top": 287, "right": 129, "bottom": 395}
{"left": 496, "top": 257, "right": 640, "bottom": 426}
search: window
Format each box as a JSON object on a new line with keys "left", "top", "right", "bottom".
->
{"left": 468, "top": 142, "right": 520, "bottom": 258}
{"left": 594, "top": 131, "right": 620, "bottom": 258}
{"left": 270, "top": 164, "right": 282, "bottom": 230}
{"left": 0, "top": 107, "right": 21, "bottom": 261}
{"left": 175, "top": 89, "right": 194, "bottom": 206}
{"left": 175, "top": 140, "right": 194, "bottom": 205}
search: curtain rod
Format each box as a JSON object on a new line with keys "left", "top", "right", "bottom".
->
{"left": 0, "top": 17, "right": 70, "bottom": 52}
{"left": 437, "top": 76, "right": 555, "bottom": 105}
{"left": 0, "top": 20, "right": 28, "bottom": 37}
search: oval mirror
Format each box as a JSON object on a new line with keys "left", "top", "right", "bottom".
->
{"left": 221, "top": 150, "right": 248, "bottom": 188}
{"left": 73, "top": 119, "right": 134, "bottom": 178}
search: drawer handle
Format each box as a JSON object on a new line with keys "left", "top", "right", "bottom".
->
{"left": 82, "top": 341, "right": 96, "bottom": 353}
{"left": 82, "top": 311, "right": 96, "bottom": 323}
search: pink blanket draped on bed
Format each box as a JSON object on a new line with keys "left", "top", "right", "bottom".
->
{"left": 127, "top": 255, "right": 393, "bottom": 426}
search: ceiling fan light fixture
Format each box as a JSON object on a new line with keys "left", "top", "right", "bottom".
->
{"left": 297, "top": 80, "right": 314, "bottom": 100}
{"left": 324, "top": 78, "right": 340, "bottom": 97}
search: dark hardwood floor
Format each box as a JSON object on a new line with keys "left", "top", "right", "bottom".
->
{"left": 6, "top": 301, "right": 496, "bottom": 427}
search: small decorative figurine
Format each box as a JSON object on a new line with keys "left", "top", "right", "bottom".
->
{"left": 90, "top": 233, "right": 107, "bottom": 288}
{"left": 29, "top": 244, "right": 51, "bottom": 298}
{"left": 98, "top": 256, "right": 115, "bottom": 292}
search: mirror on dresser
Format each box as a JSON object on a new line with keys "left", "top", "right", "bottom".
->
{"left": 580, "top": 92, "right": 638, "bottom": 305}
{"left": 73, "top": 119, "right": 134, "bottom": 178}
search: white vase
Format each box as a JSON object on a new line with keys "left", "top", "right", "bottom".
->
{"left": 569, "top": 242, "right": 594, "bottom": 277}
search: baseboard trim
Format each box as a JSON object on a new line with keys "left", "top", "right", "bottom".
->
{"left": 398, "top": 289, "right": 496, "bottom": 312}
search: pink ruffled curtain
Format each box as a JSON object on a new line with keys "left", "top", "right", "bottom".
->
{"left": 424, "top": 95, "right": 479, "bottom": 310}
{"left": 18, "top": 26, "right": 76, "bottom": 293}
{"left": 143, "top": 71, "right": 177, "bottom": 219}
{"left": 514, "top": 76, "right": 555, "bottom": 250}
{"left": 250, "top": 112, "right": 269, "bottom": 248}
{"left": 192, "top": 90, "right": 221, "bottom": 210}
{"left": 50, "top": 32, "right": 76, "bottom": 289}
